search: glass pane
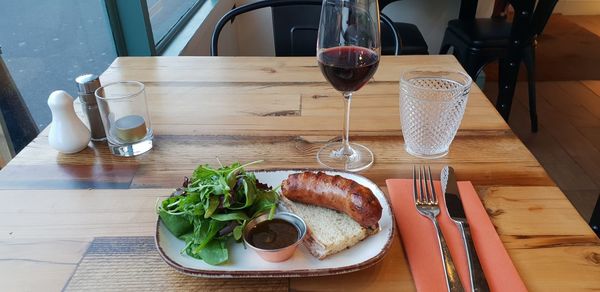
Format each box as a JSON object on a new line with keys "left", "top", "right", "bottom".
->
{"left": 147, "top": 0, "right": 201, "bottom": 45}
{"left": 0, "top": 0, "right": 117, "bottom": 129}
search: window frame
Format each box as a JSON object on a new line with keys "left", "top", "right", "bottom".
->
{"left": 153, "top": 0, "right": 206, "bottom": 53}
{"left": 104, "top": 0, "right": 205, "bottom": 56}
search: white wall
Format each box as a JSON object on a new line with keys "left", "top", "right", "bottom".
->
{"left": 180, "top": 0, "right": 239, "bottom": 55}
{"left": 179, "top": 0, "right": 275, "bottom": 56}
{"left": 232, "top": 0, "right": 276, "bottom": 55}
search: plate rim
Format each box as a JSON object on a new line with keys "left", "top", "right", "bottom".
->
{"left": 155, "top": 168, "right": 395, "bottom": 278}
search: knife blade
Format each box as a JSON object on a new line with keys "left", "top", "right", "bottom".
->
{"left": 442, "top": 166, "right": 466, "bottom": 221}
{"left": 441, "top": 166, "right": 490, "bottom": 292}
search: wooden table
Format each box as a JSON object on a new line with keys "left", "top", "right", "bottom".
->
{"left": 1, "top": 56, "right": 598, "bottom": 291}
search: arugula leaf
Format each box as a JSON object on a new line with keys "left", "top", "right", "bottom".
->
{"left": 190, "top": 165, "right": 219, "bottom": 185}
{"left": 204, "top": 196, "right": 219, "bottom": 218}
{"left": 210, "top": 212, "right": 250, "bottom": 221}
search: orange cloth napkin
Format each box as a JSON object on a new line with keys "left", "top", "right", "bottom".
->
{"left": 386, "top": 179, "right": 527, "bottom": 292}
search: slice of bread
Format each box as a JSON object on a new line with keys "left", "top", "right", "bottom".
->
{"left": 280, "top": 196, "right": 379, "bottom": 260}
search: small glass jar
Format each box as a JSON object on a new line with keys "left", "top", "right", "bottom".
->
{"left": 95, "top": 81, "right": 153, "bottom": 157}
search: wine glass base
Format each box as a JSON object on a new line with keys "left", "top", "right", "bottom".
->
{"left": 317, "top": 142, "right": 374, "bottom": 172}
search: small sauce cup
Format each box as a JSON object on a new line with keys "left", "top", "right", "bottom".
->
{"left": 243, "top": 212, "right": 307, "bottom": 262}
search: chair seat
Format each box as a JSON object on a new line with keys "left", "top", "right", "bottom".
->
{"left": 382, "top": 22, "right": 429, "bottom": 55}
{"left": 447, "top": 19, "right": 512, "bottom": 48}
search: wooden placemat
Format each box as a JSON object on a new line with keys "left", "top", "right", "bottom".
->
{"left": 63, "top": 237, "right": 287, "bottom": 291}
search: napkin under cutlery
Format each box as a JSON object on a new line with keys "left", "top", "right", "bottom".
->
{"left": 386, "top": 179, "right": 527, "bottom": 292}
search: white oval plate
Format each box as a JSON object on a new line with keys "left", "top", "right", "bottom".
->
{"left": 155, "top": 169, "right": 395, "bottom": 278}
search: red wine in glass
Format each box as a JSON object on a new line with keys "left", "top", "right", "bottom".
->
{"left": 316, "top": 0, "right": 381, "bottom": 172}
{"left": 318, "top": 46, "right": 380, "bottom": 93}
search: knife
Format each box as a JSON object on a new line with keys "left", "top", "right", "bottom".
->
{"left": 441, "top": 166, "right": 490, "bottom": 292}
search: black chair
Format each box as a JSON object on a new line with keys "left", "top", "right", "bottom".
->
{"left": 439, "top": 0, "right": 558, "bottom": 132}
{"left": 211, "top": 0, "right": 428, "bottom": 56}
{"left": 379, "top": 0, "right": 428, "bottom": 55}
{"left": 270, "top": 0, "right": 415, "bottom": 55}
{"left": 591, "top": 194, "right": 600, "bottom": 238}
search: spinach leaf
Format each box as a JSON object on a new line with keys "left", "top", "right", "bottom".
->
{"left": 229, "top": 175, "right": 257, "bottom": 210}
{"left": 158, "top": 209, "right": 193, "bottom": 237}
{"left": 233, "top": 225, "right": 244, "bottom": 241}
{"left": 249, "top": 189, "right": 279, "bottom": 218}
{"left": 192, "top": 219, "right": 226, "bottom": 254}
{"left": 199, "top": 239, "right": 229, "bottom": 265}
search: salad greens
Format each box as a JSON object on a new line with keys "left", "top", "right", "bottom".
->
{"left": 157, "top": 161, "right": 279, "bottom": 265}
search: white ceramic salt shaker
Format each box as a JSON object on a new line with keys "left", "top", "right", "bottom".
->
{"left": 48, "top": 90, "right": 91, "bottom": 154}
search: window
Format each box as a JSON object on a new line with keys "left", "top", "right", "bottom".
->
{"left": 147, "top": 0, "right": 205, "bottom": 50}
{"left": 0, "top": 0, "right": 117, "bottom": 129}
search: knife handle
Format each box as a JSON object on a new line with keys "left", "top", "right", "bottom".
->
{"left": 457, "top": 222, "right": 490, "bottom": 292}
{"left": 432, "top": 219, "right": 464, "bottom": 292}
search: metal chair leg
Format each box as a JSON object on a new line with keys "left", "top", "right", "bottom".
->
{"left": 463, "top": 50, "right": 487, "bottom": 80}
{"left": 591, "top": 193, "right": 600, "bottom": 238}
{"left": 523, "top": 45, "right": 538, "bottom": 132}
{"left": 496, "top": 56, "right": 521, "bottom": 121}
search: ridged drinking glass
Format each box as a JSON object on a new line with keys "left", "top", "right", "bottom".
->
{"left": 400, "top": 69, "right": 472, "bottom": 158}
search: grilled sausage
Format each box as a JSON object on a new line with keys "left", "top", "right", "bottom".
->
{"left": 281, "top": 172, "right": 382, "bottom": 229}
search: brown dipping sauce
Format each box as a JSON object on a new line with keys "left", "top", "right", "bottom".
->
{"left": 246, "top": 219, "right": 299, "bottom": 250}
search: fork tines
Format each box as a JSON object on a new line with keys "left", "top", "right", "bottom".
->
{"left": 413, "top": 165, "right": 438, "bottom": 205}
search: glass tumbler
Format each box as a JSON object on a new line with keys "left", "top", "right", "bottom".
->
{"left": 95, "top": 81, "right": 153, "bottom": 157}
{"left": 399, "top": 69, "right": 472, "bottom": 158}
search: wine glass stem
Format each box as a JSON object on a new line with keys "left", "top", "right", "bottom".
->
{"left": 341, "top": 92, "right": 353, "bottom": 156}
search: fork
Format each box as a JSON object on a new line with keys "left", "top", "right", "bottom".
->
{"left": 414, "top": 165, "right": 465, "bottom": 292}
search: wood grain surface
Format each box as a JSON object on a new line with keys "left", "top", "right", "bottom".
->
{"left": 63, "top": 237, "right": 288, "bottom": 292}
{"left": 0, "top": 56, "right": 598, "bottom": 291}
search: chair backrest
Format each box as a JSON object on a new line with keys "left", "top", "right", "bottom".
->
{"left": 457, "top": 0, "right": 558, "bottom": 40}
{"left": 271, "top": 4, "right": 321, "bottom": 56}
{"left": 378, "top": 0, "right": 402, "bottom": 11}
{"left": 457, "top": 0, "right": 478, "bottom": 20}
{"left": 211, "top": 0, "right": 400, "bottom": 56}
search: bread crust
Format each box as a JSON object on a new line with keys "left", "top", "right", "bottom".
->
{"left": 281, "top": 171, "right": 382, "bottom": 229}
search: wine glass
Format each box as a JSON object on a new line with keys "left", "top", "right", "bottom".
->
{"left": 316, "top": 0, "right": 381, "bottom": 172}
